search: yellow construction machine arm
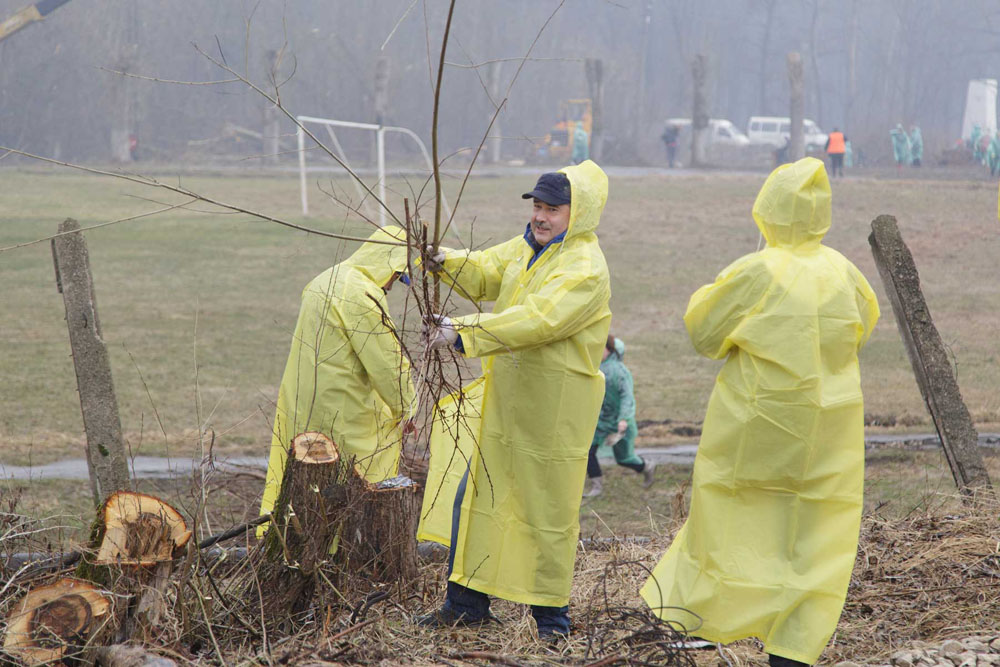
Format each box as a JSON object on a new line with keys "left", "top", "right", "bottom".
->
{"left": 0, "top": 0, "right": 72, "bottom": 43}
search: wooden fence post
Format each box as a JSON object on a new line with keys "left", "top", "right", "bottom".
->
{"left": 868, "top": 215, "right": 993, "bottom": 497}
{"left": 52, "top": 218, "right": 130, "bottom": 508}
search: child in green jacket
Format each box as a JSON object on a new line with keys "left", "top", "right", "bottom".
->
{"left": 584, "top": 335, "right": 655, "bottom": 497}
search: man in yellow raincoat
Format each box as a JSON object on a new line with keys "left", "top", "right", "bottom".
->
{"left": 259, "top": 226, "right": 416, "bottom": 531}
{"left": 640, "top": 157, "right": 879, "bottom": 666}
{"left": 417, "top": 161, "right": 612, "bottom": 639}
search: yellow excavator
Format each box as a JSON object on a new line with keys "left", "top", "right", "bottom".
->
{"left": 0, "top": 0, "right": 73, "bottom": 43}
{"left": 534, "top": 99, "right": 592, "bottom": 162}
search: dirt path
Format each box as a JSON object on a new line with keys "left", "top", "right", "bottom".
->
{"left": 4, "top": 435, "right": 999, "bottom": 481}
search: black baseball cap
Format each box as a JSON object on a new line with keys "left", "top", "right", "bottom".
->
{"left": 521, "top": 172, "right": 571, "bottom": 206}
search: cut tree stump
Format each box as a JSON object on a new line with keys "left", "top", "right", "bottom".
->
{"left": 341, "top": 475, "right": 419, "bottom": 583}
{"left": 3, "top": 577, "right": 112, "bottom": 666}
{"left": 76, "top": 491, "right": 192, "bottom": 643}
{"left": 93, "top": 491, "right": 191, "bottom": 567}
{"left": 256, "top": 432, "right": 419, "bottom": 624}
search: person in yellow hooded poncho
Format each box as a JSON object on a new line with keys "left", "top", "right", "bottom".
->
{"left": 640, "top": 157, "right": 879, "bottom": 667}
{"left": 258, "top": 226, "right": 416, "bottom": 533}
{"left": 415, "top": 161, "right": 612, "bottom": 640}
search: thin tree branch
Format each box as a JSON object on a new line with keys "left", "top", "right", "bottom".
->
{"left": 99, "top": 67, "right": 239, "bottom": 85}
{"left": 444, "top": 56, "right": 582, "bottom": 69}
{"left": 0, "top": 147, "right": 405, "bottom": 246}
{"left": 0, "top": 199, "right": 197, "bottom": 253}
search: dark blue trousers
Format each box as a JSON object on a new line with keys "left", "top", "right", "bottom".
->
{"left": 445, "top": 467, "right": 571, "bottom": 635}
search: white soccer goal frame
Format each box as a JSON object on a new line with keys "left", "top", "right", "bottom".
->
{"left": 296, "top": 116, "right": 452, "bottom": 229}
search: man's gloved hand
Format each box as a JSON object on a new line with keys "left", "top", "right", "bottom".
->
{"left": 423, "top": 244, "right": 446, "bottom": 273}
{"left": 423, "top": 314, "right": 458, "bottom": 350}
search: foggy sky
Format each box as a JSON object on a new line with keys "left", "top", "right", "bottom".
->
{"left": 1, "top": 0, "right": 998, "bottom": 165}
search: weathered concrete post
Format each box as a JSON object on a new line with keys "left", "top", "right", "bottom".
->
{"left": 868, "top": 215, "right": 993, "bottom": 497}
{"left": 52, "top": 218, "right": 130, "bottom": 508}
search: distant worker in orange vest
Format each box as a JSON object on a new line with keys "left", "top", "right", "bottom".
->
{"left": 825, "top": 128, "right": 847, "bottom": 178}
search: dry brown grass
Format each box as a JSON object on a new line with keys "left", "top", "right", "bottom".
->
{"left": 4, "top": 487, "right": 997, "bottom": 666}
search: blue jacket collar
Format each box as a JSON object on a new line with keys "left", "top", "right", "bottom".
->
{"left": 523, "top": 223, "right": 567, "bottom": 268}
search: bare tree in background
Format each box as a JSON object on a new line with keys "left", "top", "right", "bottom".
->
{"left": 107, "top": 0, "right": 137, "bottom": 162}
{"left": 845, "top": 0, "right": 859, "bottom": 132}
{"left": 808, "top": 0, "right": 824, "bottom": 128}
{"left": 788, "top": 51, "right": 805, "bottom": 161}
{"left": 758, "top": 0, "right": 777, "bottom": 115}
{"left": 632, "top": 0, "right": 652, "bottom": 152}
{"left": 585, "top": 58, "right": 605, "bottom": 162}
{"left": 691, "top": 54, "right": 708, "bottom": 167}
{"left": 487, "top": 60, "right": 502, "bottom": 163}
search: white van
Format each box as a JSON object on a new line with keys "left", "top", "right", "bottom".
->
{"left": 664, "top": 118, "right": 751, "bottom": 147}
{"left": 746, "top": 116, "right": 828, "bottom": 151}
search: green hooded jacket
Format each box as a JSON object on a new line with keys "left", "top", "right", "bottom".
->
{"left": 592, "top": 337, "right": 643, "bottom": 466}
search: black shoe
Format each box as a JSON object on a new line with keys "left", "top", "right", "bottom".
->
{"left": 413, "top": 606, "right": 491, "bottom": 628}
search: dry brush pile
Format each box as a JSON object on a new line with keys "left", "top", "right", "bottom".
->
{"left": 2, "top": 484, "right": 999, "bottom": 666}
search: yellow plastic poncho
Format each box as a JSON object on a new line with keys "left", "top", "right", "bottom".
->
{"left": 439, "top": 160, "right": 612, "bottom": 607}
{"left": 416, "top": 377, "right": 484, "bottom": 546}
{"left": 640, "top": 158, "right": 879, "bottom": 664}
{"left": 259, "top": 226, "right": 416, "bottom": 529}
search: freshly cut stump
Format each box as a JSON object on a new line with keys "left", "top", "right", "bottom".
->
{"left": 256, "top": 431, "right": 419, "bottom": 624}
{"left": 73, "top": 491, "right": 190, "bottom": 642}
{"left": 341, "top": 476, "right": 419, "bottom": 583}
{"left": 258, "top": 432, "right": 352, "bottom": 621}
{"left": 95, "top": 491, "right": 191, "bottom": 565}
{"left": 3, "top": 577, "right": 111, "bottom": 665}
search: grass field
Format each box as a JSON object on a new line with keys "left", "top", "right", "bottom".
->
{"left": 3, "top": 164, "right": 1000, "bottom": 666}
{"left": 3, "top": 164, "right": 1000, "bottom": 526}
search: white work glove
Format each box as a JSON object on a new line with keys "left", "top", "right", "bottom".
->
{"left": 423, "top": 314, "right": 458, "bottom": 350}
{"left": 423, "top": 244, "right": 446, "bottom": 273}
{"left": 603, "top": 432, "right": 623, "bottom": 448}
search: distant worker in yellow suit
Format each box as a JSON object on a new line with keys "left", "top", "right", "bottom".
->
{"left": 640, "top": 157, "right": 879, "bottom": 666}
{"left": 259, "top": 226, "right": 416, "bottom": 532}
{"left": 416, "top": 162, "right": 612, "bottom": 641}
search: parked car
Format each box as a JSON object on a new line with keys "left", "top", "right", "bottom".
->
{"left": 746, "top": 116, "right": 828, "bottom": 151}
{"left": 664, "top": 118, "right": 751, "bottom": 148}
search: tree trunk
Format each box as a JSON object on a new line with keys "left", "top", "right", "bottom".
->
{"left": 690, "top": 54, "right": 709, "bottom": 167}
{"left": 108, "top": 3, "right": 137, "bottom": 163}
{"left": 585, "top": 58, "right": 605, "bottom": 162}
{"left": 845, "top": 0, "right": 858, "bottom": 131}
{"left": 374, "top": 55, "right": 390, "bottom": 126}
{"left": 787, "top": 52, "right": 805, "bottom": 161}
{"left": 254, "top": 432, "right": 419, "bottom": 626}
{"left": 632, "top": 0, "right": 652, "bottom": 153}
{"left": 808, "top": 1, "right": 823, "bottom": 128}
{"left": 263, "top": 49, "right": 282, "bottom": 164}
{"left": 758, "top": 0, "right": 776, "bottom": 115}
{"left": 341, "top": 477, "right": 419, "bottom": 583}
{"left": 487, "top": 60, "right": 502, "bottom": 163}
